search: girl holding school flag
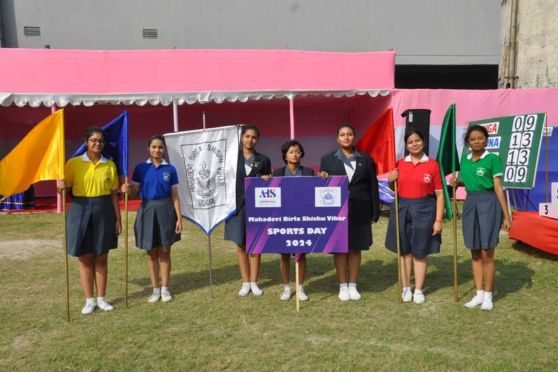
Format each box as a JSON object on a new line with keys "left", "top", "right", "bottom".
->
{"left": 320, "top": 123, "right": 380, "bottom": 301}
{"left": 272, "top": 139, "right": 315, "bottom": 302}
{"left": 451, "top": 125, "right": 511, "bottom": 311}
{"left": 58, "top": 127, "right": 121, "bottom": 315}
{"left": 225, "top": 125, "right": 272, "bottom": 297}
{"left": 123, "top": 135, "right": 182, "bottom": 303}
{"left": 385, "top": 129, "right": 444, "bottom": 304}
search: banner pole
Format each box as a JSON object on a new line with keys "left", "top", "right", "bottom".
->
{"left": 394, "top": 181, "right": 402, "bottom": 302}
{"left": 505, "top": 189, "right": 513, "bottom": 220}
{"left": 295, "top": 260, "right": 300, "bottom": 312}
{"left": 289, "top": 96, "right": 295, "bottom": 139}
{"left": 62, "top": 189, "right": 70, "bottom": 322}
{"left": 203, "top": 111, "right": 206, "bottom": 130}
{"left": 452, "top": 183, "right": 459, "bottom": 302}
{"left": 545, "top": 117, "right": 549, "bottom": 202}
{"left": 124, "top": 176, "right": 129, "bottom": 308}
{"left": 208, "top": 234, "right": 215, "bottom": 298}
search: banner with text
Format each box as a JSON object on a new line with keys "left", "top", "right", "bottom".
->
{"left": 245, "top": 176, "right": 348, "bottom": 255}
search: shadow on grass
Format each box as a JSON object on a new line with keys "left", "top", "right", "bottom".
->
{"left": 512, "top": 241, "right": 558, "bottom": 261}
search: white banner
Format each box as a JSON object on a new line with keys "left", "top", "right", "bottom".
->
{"left": 164, "top": 125, "right": 240, "bottom": 235}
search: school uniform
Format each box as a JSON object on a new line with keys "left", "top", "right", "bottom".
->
{"left": 385, "top": 154, "right": 443, "bottom": 258}
{"left": 272, "top": 165, "right": 315, "bottom": 177}
{"left": 132, "top": 159, "right": 181, "bottom": 250}
{"left": 459, "top": 151, "right": 504, "bottom": 250}
{"left": 224, "top": 150, "right": 272, "bottom": 245}
{"left": 65, "top": 153, "right": 119, "bottom": 257}
{"left": 320, "top": 149, "right": 380, "bottom": 250}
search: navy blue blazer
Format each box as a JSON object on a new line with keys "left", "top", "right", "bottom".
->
{"left": 320, "top": 150, "right": 380, "bottom": 223}
{"left": 272, "top": 165, "right": 315, "bottom": 177}
{"left": 235, "top": 150, "right": 272, "bottom": 210}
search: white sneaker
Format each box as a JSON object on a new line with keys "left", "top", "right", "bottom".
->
{"left": 402, "top": 288, "right": 413, "bottom": 303}
{"left": 148, "top": 292, "right": 161, "bottom": 303}
{"left": 338, "top": 286, "right": 350, "bottom": 301}
{"left": 280, "top": 287, "right": 292, "bottom": 301}
{"left": 238, "top": 283, "right": 251, "bottom": 297}
{"left": 81, "top": 300, "right": 96, "bottom": 315}
{"left": 250, "top": 283, "right": 263, "bottom": 296}
{"left": 465, "top": 294, "right": 484, "bottom": 309}
{"left": 97, "top": 298, "right": 114, "bottom": 312}
{"left": 413, "top": 292, "right": 425, "bottom": 304}
{"left": 298, "top": 287, "right": 309, "bottom": 302}
{"left": 348, "top": 286, "right": 361, "bottom": 301}
{"left": 480, "top": 297, "right": 493, "bottom": 311}
{"left": 161, "top": 291, "right": 172, "bottom": 303}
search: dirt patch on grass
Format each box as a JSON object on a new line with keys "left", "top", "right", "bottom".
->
{"left": 0, "top": 239, "right": 60, "bottom": 260}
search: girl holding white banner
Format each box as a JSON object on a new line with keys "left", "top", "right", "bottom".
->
{"left": 272, "top": 139, "right": 315, "bottom": 302}
{"left": 225, "top": 125, "right": 272, "bottom": 297}
{"left": 124, "top": 135, "right": 182, "bottom": 303}
{"left": 320, "top": 124, "right": 380, "bottom": 301}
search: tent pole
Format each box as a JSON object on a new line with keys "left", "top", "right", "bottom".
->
{"left": 289, "top": 96, "right": 295, "bottom": 139}
{"left": 53, "top": 105, "right": 62, "bottom": 213}
{"left": 172, "top": 99, "right": 179, "bottom": 132}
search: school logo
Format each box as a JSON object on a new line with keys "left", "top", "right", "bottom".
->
{"left": 163, "top": 172, "right": 171, "bottom": 182}
{"left": 315, "top": 187, "right": 341, "bottom": 207}
{"left": 255, "top": 187, "right": 281, "bottom": 207}
{"left": 423, "top": 174, "right": 432, "bottom": 184}
{"left": 181, "top": 140, "right": 227, "bottom": 209}
{"left": 476, "top": 167, "right": 487, "bottom": 177}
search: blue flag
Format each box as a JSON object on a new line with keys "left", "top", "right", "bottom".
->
{"left": 72, "top": 112, "right": 129, "bottom": 176}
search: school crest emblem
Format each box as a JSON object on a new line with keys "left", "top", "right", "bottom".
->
{"left": 423, "top": 174, "right": 432, "bottom": 184}
{"left": 476, "top": 167, "right": 487, "bottom": 177}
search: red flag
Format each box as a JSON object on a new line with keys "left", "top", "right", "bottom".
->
{"left": 356, "top": 107, "right": 396, "bottom": 175}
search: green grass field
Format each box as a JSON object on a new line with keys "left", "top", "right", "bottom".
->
{"left": 0, "top": 212, "right": 556, "bottom": 371}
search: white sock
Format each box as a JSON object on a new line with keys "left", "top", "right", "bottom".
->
{"left": 241, "top": 282, "right": 250, "bottom": 288}
{"left": 484, "top": 291, "right": 492, "bottom": 301}
{"left": 86, "top": 297, "right": 95, "bottom": 305}
{"left": 414, "top": 289, "right": 423, "bottom": 295}
{"left": 97, "top": 296, "right": 105, "bottom": 302}
{"left": 348, "top": 282, "right": 357, "bottom": 289}
{"left": 340, "top": 283, "right": 348, "bottom": 290}
{"left": 284, "top": 284, "right": 291, "bottom": 291}
{"left": 298, "top": 285, "right": 304, "bottom": 291}
{"left": 153, "top": 287, "right": 161, "bottom": 294}
{"left": 403, "top": 286, "right": 411, "bottom": 293}
{"left": 162, "top": 287, "right": 170, "bottom": 293}
{"left": 250, "top": 282, "right": 258, "bottom": 286}
{"left": 476, "top": 290, "right": 485, "bottom": 299}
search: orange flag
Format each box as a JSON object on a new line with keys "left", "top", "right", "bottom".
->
{"left": 356, "top": 107, "right": 396, "bottom": 174}
{"left": 0, "top": 110, "right": 65, "bottom": 200}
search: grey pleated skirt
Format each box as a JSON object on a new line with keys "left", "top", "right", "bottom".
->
{"left": 67, "top": 196, "right": 117, "bottom": 257}
{"left": 462, "top": 190, "right": 503, "bottom": 250}
{"left": 385, "top": 195, "right": 441, "bottom": 258}
{"left": 224, "top": 205, "right": 246, "bottom": 246}
{"left": 135, "top": 198, "right": 181, "bottom": 250}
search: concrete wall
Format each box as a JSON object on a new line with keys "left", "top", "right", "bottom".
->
{"left": 1, "top": 0, "right": 500, "bottom": 65}
{"left": 500, "top": 0, "right": 558, "bottom": 87}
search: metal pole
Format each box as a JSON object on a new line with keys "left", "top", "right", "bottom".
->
{"left": 52, "top": 105, "right": 62, "bottom": 213}
{"left": 289, "top": 97, "right": 295, "bottom": 139}
{"left": 172, "top": 99, "right": 179, "bottom": 132}
{"left": 208, "top": 235, "right": 215, "bottom": 298}
{"left": 295, "top": 261, "right": 300, "bottom": 312}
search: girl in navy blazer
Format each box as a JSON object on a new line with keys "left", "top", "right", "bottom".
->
{"left": 225, "top": 125, "right": 272, "bottom": 297}
{"left": 320, "top": 124, "right": 380, "bottom": 301}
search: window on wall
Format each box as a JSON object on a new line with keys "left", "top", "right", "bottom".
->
{"left": 23, "top": 26, "right": 41, "bottom": 37}
{"left": 142, "top": 28, "right": 158, "bottom": 39}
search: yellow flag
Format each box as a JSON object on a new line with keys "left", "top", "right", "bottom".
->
{"left": 0, "top": 109, "right": 65, "bottom": 199}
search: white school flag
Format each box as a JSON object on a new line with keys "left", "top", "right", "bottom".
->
{"left": 164, "top": 125, "right": 240, "bottom": 235}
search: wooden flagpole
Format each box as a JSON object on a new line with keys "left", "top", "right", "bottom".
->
{"left": 62, "top": 189, "right": 70, "bottom": 322}
{"left": 394, "top": 181, "right": 402, "bottom": 302}
{"left": 124, "top": 176, "right": 129, "bottom": 308}
{"left": 452, "top": 183, "right": 458, "bottom": 302}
